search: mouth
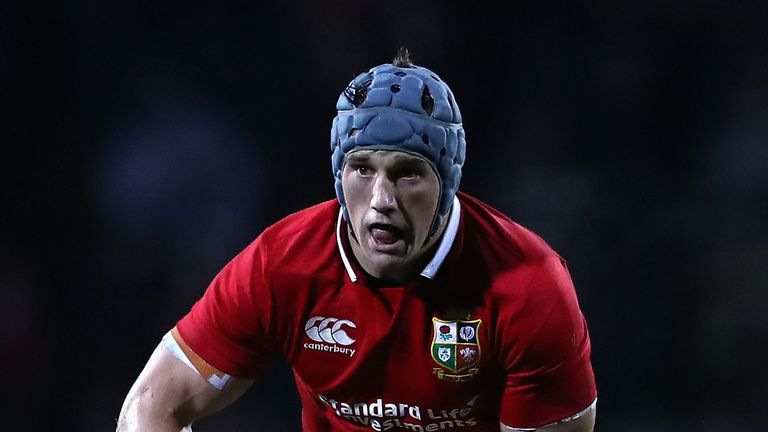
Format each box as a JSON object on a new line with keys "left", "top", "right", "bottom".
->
{"left": 367, "top": 223, "right": 407, "bottom": 254}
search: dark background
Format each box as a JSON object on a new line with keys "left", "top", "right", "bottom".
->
{"left": 3, "top": 1, "right": 767, "bottom": 431}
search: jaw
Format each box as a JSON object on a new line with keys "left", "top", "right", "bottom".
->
{"left": 362, "top": 254, "right": 415, "bottom": 283}
{"left": 348, "top": 227, "right": 418, "bottom": 282}
{"left": 362, "top": 236, "right": 412, "bottom": 275}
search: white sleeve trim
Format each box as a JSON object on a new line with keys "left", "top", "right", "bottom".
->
{"left": 500, "top": 398, "right": 597, "bottom": 431}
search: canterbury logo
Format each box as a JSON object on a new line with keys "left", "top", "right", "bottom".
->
{"left": 304, "top": 316, "right": 357, "bottom": 346}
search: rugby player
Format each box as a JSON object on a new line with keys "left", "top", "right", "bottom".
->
{"left": 117, "top": 49, "right": 597, "bottom": 432}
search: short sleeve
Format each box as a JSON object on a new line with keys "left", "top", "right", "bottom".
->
{"left": 176, "top": 236, "right": 272, "bottom": 379}
{"left": 499, "top": 256, "right": 597, "bottom": 428}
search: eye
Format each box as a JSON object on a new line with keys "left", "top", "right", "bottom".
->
{"left": 394, "top": 166, "right": 422, "bottom": 181}
{"left": 355, "top": 166, "right": 372, "bottom": 177}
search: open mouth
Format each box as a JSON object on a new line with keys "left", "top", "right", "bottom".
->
{"left": 368, "top": 223, "right": 406, "bottom": 251}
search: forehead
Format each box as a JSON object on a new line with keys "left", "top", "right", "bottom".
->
{"left": 345, "top": 149, "right": 429, "bottom": 166}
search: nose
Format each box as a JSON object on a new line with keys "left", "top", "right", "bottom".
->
{"left": 370, "top": 176, "right": 397, "bottom": 213}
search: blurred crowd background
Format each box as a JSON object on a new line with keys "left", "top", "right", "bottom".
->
{"left": 3, "top": 1, "right": 767, "bottom": 431}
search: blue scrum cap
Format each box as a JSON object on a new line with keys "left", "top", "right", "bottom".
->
{"left": 330, "top": 57, "right": 466, "bottom": 232}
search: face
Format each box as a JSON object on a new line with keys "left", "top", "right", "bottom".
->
{"left": 342, "top": 150, "right": 443, "bottom": 283}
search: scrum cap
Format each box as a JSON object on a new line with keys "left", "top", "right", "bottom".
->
{"left": 330, "top": 55, "right": 466, "bottom": 232}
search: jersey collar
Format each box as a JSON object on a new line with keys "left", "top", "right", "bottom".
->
{"left": 336, "top": 196, "right": 462, "bottom": 283}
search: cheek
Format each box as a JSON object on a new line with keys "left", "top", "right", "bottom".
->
{"left": 342, "top": 175, "right": 369, "bottom": 219}
{"left": 406, "top": 186, "right": 441, "bottom": 236}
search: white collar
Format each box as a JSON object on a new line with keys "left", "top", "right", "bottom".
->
{"left": 336, "top": 196, "right": 462, "bottom": 283}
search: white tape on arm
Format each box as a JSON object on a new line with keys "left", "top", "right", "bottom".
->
{"left": 162, "top": 331, "right": 197, "bottom": 371}
{"left": 161, "top": 330, "right": 232, "bottom": 390}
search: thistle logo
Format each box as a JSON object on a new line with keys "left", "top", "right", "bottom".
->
{"left": 303, "top": 316, "right": 357, "bottom": 357}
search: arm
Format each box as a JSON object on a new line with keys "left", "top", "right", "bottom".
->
{"left": 500, "top": 403, "right": 596, "bottom": 431}
{"left": 118, "top": 233, "right": 274, "bottom": 431}
{"left": 116, "top": 339, "right": 253, "bottom": 432}
{"left": 498, "top": 256, "right": 598, "bottom": 431}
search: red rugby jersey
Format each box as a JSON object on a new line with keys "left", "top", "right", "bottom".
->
{"left": 176, "top": 191, "right": 596, "bottom": 431}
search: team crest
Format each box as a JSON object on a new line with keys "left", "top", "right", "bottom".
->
{"left": 431, "top": 317, "right": 481, "bottom": 382}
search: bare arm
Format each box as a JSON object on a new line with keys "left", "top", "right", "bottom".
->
{"left": 117, "top": 341, "right": 253, "bottom": 431}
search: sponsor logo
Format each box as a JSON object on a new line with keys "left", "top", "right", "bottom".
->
{"left": 431, "top": 317, "right": 481, "bottom": 382}
{"left": 317, "top": 393, "right": 480, "bottom": 431}
{"left": 303, "top": 315, "right": 357, "bottom": 357}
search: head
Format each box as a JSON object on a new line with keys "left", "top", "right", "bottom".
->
{"left": 330, "top": 49, "right": 466, "bottom": 281}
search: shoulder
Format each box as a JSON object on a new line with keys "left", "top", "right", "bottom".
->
{"left": 458, "top": 191, "right": 562, "bottom": 272}
{"left": 261, "top": 199, "right": 339, "bottom": 244}
{"left": 250, "top": 199, "right": 341, "bottom": 275}
{"left": 458, "top": 192, "right": 579, "bottom": 314}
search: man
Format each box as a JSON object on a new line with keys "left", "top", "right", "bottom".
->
{"left": 117, "top": 49, "right": 597, "bottom": 432}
